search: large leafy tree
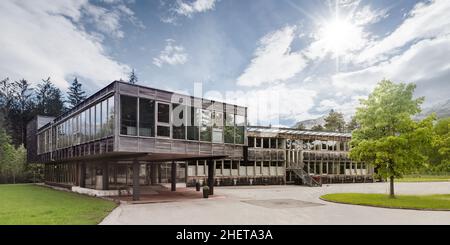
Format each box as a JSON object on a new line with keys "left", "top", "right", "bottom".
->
{"left": 67, "top": 77, "right": 87, "bottom": 108}
{"left": 324, "top": 109, "right": 345, "bottom": 132}
{"left": 35, "top": 77, "right": 65, "bottom": 116}
{"left": 350, "top": 80, "right": 434, "bottom": 198}
{"left": 430, "top": 117, "right": 450, "bottom": 172}
{"left": 345, "top": 116, "right": 359, "bottom": 132}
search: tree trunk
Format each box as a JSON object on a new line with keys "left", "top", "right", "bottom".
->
{"left": 389, "top": 175, "right": 395, "bottom": 198}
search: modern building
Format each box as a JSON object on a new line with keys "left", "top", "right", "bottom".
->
{"left": 27, "top": 81, "right": 373, "bottom": 200}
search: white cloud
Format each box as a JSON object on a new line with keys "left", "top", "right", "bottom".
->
{"left": 332, "top": 35, "right": 450, "bottom": 95}
{"left": 357, "top": 0, "right": 450, "bottom": 64}
{"left": 237, "top": 25, "right": 308, "bottom": 87}
{"left": 161, "top": 0, "right": 216, "bottom": 24}
{"left": 152, "top": 39, "right": 189, "bottom": 68}
{"left": 176, "top": 0, "right": 216, "bottom": 17}
{"left": 0, "top": 0, "right": 131, "bottom": 90}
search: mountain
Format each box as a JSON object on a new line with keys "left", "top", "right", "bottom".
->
{"left": 415, "top": 99, "right": 450, "bottom": 120}
{"left": 293, "top": 116, "right": 326, "bottom": 129}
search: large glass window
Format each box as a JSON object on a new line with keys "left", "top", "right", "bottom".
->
{"left": 224, "top": 113, "right": 234, "bottom": 144}
{"left": 157, "top": 102, "right": 170, "bottom": 137}
{"left": 90, "top": 107, "right": 95, "bottom": 140}
{"left": 235, "top": 115, "right": 245, "bottom": 144}
{"left": 212, "top": 112, "right": 223, "bottom": 143}
{"left": 80, "top": 111, "right": 85, "bottom": 143}
{"left": 139, "top": 98, "right": 155, "bottom": 137}
{"left": 101, "top": 99, "right": 108, "bottom": 137}
{"left": 200, "top": 110, "right": 212, "bottom": 142}
{"left": 120, "top": 95, "right": 137, "bottom": 136}
{"left": 172, "top": 103, "right": 186, "bottom": 139}
{"left": 95, "top": 103, "right": 101, "bottom": 139}
{"left": 107, "top": 96, "right": 115, "bottom": 136}
{"left": 187, "top": 106, "right": 200, "bottom": 141}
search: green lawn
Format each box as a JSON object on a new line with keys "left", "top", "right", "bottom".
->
{"left": 321, "top": 193, "right": 450, "bottom": 211}
{"left": 0, "top": 184, "right": 117, "bottom": 225}
{"left": 396, "top": 175, "right": 450, "bottom": 182}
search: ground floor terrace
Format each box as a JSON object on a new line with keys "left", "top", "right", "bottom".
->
{"left": 100, "top": 182, "right": 450, "bottom": 225}
{"left": 43, "top": 158, "right": 373, "bottom": 198}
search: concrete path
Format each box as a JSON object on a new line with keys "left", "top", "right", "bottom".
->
{"left": 100, "top": 182, "right": 450, "bottom": 225}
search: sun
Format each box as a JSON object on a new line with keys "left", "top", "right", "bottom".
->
{"left": 319, "top": 17, "right": 361, "bottom": 56}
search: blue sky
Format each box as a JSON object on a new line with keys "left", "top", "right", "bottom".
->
{"left": 1, "top": 0, "right": 449, "bottom": 126}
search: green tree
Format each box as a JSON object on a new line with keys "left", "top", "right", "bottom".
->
{"left": 129, "top": 69, "right": 138, "bottom": 84}
{"left": 35, "top": 77, "right": 65, "bottom": 116}
{"left": 324, "top": 109, "right": 345, "bottom": 132}
{"left": 350, "top": 80, "right": 434, "bottom": 198}
{"left": 311, "top": 124, "right": 324, "bottom": 131}
{"left": 345, "top": 116, "right": 359, "bottom": 133}
{"left": 431, "top": 117, "right": 450, "bottom": 172}
{"left": 67, "top": 77, "right": 87, "bottom": 108}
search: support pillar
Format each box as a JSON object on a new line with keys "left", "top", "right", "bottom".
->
{"left": 171, "top": 161, "right": 177, "bottom": 191}
{"left": 150, "top": 163, "right": 157, "bottom": 185}
{"left": 132, "top": 160, "right": 140, "bottom": 201}
{"left": 102, "top": 162, "right": 109, "bottom": 190}
{"left": 207, "top": 159, "right": 215, "bottom": 196}
{"left": 158, "top": 164, "right": 162, "bottom": 184}
{"left": 79, "top": 162, "right": 86, "bottom": 188}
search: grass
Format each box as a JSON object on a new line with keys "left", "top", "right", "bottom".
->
{"left": 0, "top": 184, "right": 117, "bottom": 225}
{"left": 396, "top": 175, "right": 450, "bottom": 182}
{"left": 321, "top": 193, "right": 450, "bottom": 211}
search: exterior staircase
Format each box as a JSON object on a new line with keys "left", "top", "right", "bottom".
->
{"left": 288, "top": 168, "right": 322, "bottom": 187}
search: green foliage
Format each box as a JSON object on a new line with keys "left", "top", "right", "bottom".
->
{"left": 324, "top": 109, "right": 345, "bottom": 132}
{"left": 431, "top": 117, "right": 450, "bottom": 171}
{"left": 0, "top": 185, "right": 117, "bottom": 224}
{"left": 35, "top": 77, "right": 66, "bottom": 116}
{"left": 311, "top": 124, "right": 324, "bottom": 131}
{"left": 321, "top": 193, "right": 450, "bottom": 211}
{"left": 67, "top": 77, "right": 87, "bottom": 108}
{"left": 129, "top": 69, "right": 138, "bottom": 84}
{"left": 345, "top": 116, "right": 359, "bottom": 132}
{"left": 350, "top": 80, "right": 434, "bottom": 196}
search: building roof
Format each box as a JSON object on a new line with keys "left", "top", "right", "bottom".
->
{"left": 247, "top": 126, "right": 352, "bottom": 138}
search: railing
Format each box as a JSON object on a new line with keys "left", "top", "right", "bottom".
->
{"left": 288, "top": 167, "right": 322, "bottom": 187}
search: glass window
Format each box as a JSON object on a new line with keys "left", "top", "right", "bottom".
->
{"left": 248, "top": 137, "right": 255, "bottom": 147}
{"left": 157, "top": 125, "right": 170, "bottom": 138}
{"left": 270, "top": 138, "right": 277, "bottom": 149}
{"left": 212, "top": 112, "right": 223, "bottom": 143}
{"left": 187, "top": 106, "right": 200, "bottom": 141}
{"left": 107, "top": 96, "right": 115, "bottom": 136}
{"left": 139, "top": 98, "right": 155, "bottom": 137}
{"left": 200, "top": 110, "right": 212, "bottom": 142}
{"left": 120, "top": 95, "right": 137, "bottom": 136}
{"left": 95, "top": 103, "right": 101, "bottom": 139}
{"left": 101, "top": 99, "right": 108, "bottom": 138}
{"left": 90, "top": 106, "right": 95, "bottom": 140}
{"left": 80, "top": 111, "right": 85, "bottom": 143}
{"left": 263, "top": 138, "right": 270, "bottom": 148}
{"left": 156, "top": 102, "right": 170, "bottom": 137}
{"left": 235, "top": 115, "right": 245, "bottom": 144}
{"left": 172, "top": 103, "right": 185, "bottom": 139}
{"left": 157, "top": 103, "right": 170, "bottom": 124}
{"left": 224, "top": 113, "right": 234, "bottom": 144}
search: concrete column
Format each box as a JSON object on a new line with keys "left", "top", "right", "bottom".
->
{"left": 158, "top": 164, "right": 162, "bottom": 183}
{"left": 207, "top": 159, "right": 215, "bottom": 195}
{"left": 150, "top": 163, "right": 157, "bottom": 185}
{"left": 79, "top": 162, "right": 86, "bottom": 188}
{"left": 171, "top": 161, "right": 176, "bottom": 192}
{"left": 102, "top": 162, "right": 109, "bottom": 190}
{"left": 132, "top": 160, "right": 140, "bottom": 201}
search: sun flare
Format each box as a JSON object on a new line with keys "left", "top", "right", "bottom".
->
{"left": 319, "top": 17, "right": 361, "bottom": 56}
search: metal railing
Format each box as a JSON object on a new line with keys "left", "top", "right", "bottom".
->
{"left": 288, "top": 167, "right": 322, "bottom": 187}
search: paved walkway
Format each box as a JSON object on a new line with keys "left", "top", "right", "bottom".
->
{"left": 100, "top": 182, "right": 450, "bottom": 225}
